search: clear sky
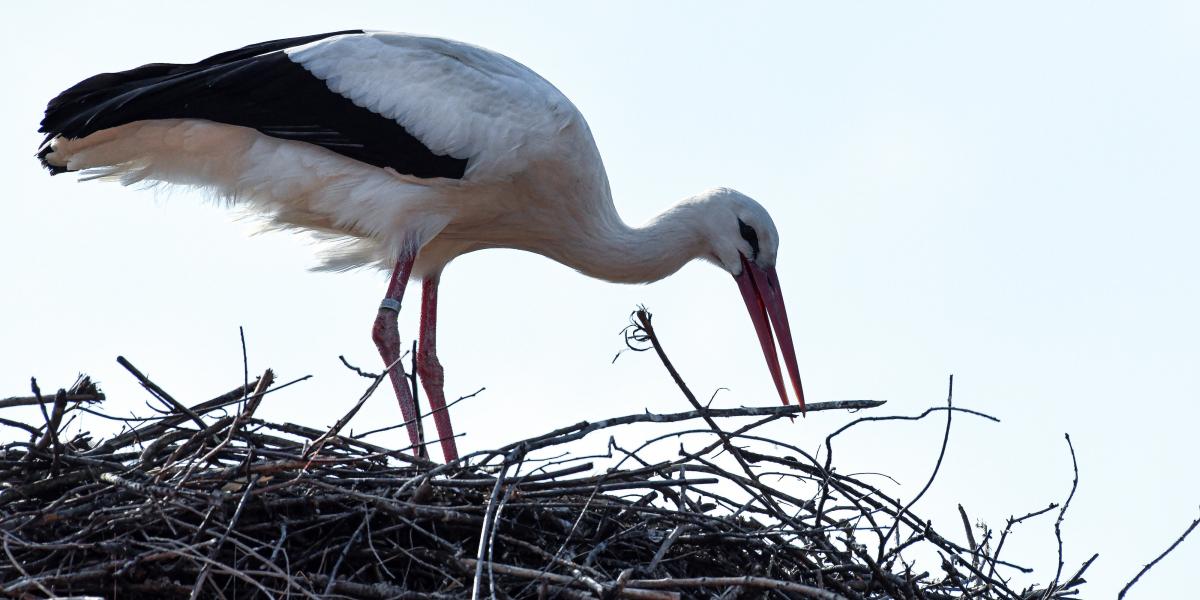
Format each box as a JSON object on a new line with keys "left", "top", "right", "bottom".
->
{"left": 3, "top": 2, "right": 1198, "bottom": 596}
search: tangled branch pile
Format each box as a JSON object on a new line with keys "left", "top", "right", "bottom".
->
{"left": 1, "top": 315, "right": 1094, "bottom": 599}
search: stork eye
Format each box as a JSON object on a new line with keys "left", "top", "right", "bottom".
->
{"left": 738, "top": 218, "right": 760, "bottom": 259}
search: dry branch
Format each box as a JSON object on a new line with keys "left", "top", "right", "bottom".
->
{"left": 1118, "top": 509, "right": 1200, "bottom": 599}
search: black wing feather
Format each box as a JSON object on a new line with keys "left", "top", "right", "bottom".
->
{"left": 38, "top": 30, "right": 468, "bottom": 180}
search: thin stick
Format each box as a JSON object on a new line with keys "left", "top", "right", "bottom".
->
{"left": 879, "top": 375, "right": 955, "bottom": 559}
{"left": 1046, "top": 433, "right": 1080, "bottom": 598}
{"left": 472, "top": 451, "right": 520, "bottom": 600}
{"left": 117, "top": 356, "right": 209, "bottom": 433}
{"left": 460, "top": 559, "right": 679, "bottom": 600}
{"left": 1118, "top": 510, "right": 1200, "bottom": 599}
{"left": 0, "top": 393, "right": 105, "bottom": 410}
{"left": 626, "top": 575, "right": 848, "bottom": 600}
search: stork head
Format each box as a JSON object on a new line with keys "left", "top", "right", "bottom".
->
{"left": 695, "top": 188, "right": 805, "bottom": 412}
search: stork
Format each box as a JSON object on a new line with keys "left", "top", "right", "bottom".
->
{"left": 37, "top": 30, "right": 805, "bottom": 462}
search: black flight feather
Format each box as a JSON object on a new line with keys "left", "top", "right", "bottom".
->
{"left": 38, "top": 30, "right": 469, "bottom": 180}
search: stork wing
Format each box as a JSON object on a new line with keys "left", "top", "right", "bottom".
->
{"left": 39, "top": 31, "right": 579, "bottom": 180}
{"left": 285, "top": 32, "right": 583, "bottom": 178}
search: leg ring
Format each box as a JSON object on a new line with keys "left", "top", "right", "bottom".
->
{"left": 379, "top": 298, "right": 402, "bottom": 312}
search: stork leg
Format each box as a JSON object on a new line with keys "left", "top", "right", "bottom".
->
{"left": 371, "top": 255, "right": 425, "bottom": 457}
{"left": 416, "top": 274, "right": 459, "bottom": 462}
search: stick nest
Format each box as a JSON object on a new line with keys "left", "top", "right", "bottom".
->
{"left": 1, "top": 315, "right": 1093, "bottom": 599}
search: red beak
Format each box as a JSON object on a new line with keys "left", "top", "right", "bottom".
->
{"left": 734, "top": 255, "right": 806, "bottom": 412}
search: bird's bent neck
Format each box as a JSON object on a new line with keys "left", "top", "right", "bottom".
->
{"left": 557, "top": 198, "right": 710, "bottom": 285}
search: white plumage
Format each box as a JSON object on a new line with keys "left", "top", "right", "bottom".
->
{"left": 40, "top": 31, "right": 805, "bottom": 462}
{"left": 291, "top": 35, "right": 575, "bottom": 176}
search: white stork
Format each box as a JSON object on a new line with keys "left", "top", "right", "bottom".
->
{"left": 38, "top": 30, "right": 805, "bottom": 462}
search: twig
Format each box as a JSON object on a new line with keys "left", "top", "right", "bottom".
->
{"left": 324, "top": 507, "right": 374, "bottom": 595}
{"left": 1118, "top": 509, "right": 1200, "bottom": 599}
{"left": 1045, "top": 433, "right": 1080, "bottom": 599}
{"left": 339, "top": 354, "right": 380, "bottom": 379}
{"left": 987, "top": 503, "right": 1058, "bottom": 581}
{"left": 239, "top": 326, "right": 249, "bottom": 408}
{"left": 958, "top": 504, "right": 978, "bottom": 569}
{"left": 189, "top": 474, "right": 261, "bottom": 600}
{"left": 31, "top": 387, "right": 67, "bottom": 455}
{"left": 353, "top": 387, "right": 485, "bottom": 440}
{"left": 647, "top": 524, "right": 694, "bottom": 573}
{"left": 472, "top": 449, "right": 523, "bottom": 600}
{"left": 498, "top": 400, "right": 884, "bottom": 458}
{"left": 880, "top": 375, "right": 955, "bottom": 560}
{"left": 0, "top": 393, "right": 105, "bottom": 410}
{"left": 117, "top": 356, "right": 210, "bottom": 433}
{"left": 304, "top": 360, "right": 396, "bottom": 459}
{"left": 626, "top": 575, "right": 848, "bottom": 600}
{"left": 460, "top": 559, "right": 679, "bottom": 600}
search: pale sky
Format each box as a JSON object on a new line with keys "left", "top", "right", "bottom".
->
{"left": 3, "top": 2, "right": 1198, "bottom": 597}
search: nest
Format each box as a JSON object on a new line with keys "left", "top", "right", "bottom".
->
{"left": 0, "top": 312, "right": 1096, "bottom": 599}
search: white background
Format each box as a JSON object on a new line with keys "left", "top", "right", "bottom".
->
{"left": 3, "top": 2, "right": 1197, "bottom": 597}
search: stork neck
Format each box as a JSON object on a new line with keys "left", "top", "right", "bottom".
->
{"left": 565, "top": 200, "right": 708, "bottom": 284}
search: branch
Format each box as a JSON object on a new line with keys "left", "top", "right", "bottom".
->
{"left": 1119, "top": 509, "right": 1200, "bottom": 599}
